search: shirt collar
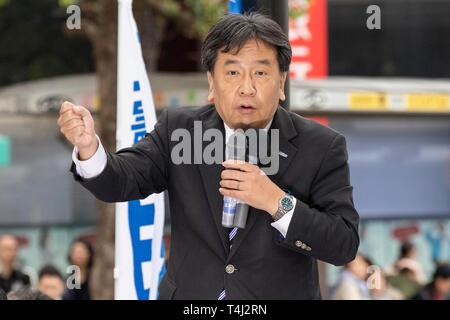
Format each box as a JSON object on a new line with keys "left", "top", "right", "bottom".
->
{"left": 223, "top": 118, "right": 273, "bottom": 143}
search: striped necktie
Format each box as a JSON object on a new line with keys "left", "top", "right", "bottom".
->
{"left": 218, "top": 226, "right": 238, "bottom": 300}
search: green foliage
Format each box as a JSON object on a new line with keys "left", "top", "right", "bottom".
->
{"left": 0, "top": 0, "right": 94, "bottom": 86}
{"left": 0, "top": 0, "right": 9, "bottom": 8}
{"left": 144, "top": 0, "right": 227, "bottom": 38}
{"left": 288, "top": 0, "right": 311, "bottom": 20}
{"left": 184, "top": 0, "right": 227, "bottom": 38}
{"left": 58, "top": 0, "right": 78, "bottom": 7}
{"left": 154, "top": 0, "right": 182, "bottom": 19}
{"left": 0, "top": 0, "right": 227, "bottom": 87}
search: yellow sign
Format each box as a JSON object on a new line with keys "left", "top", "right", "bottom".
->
{"left": 349, "top": 92, "right": 388, "bottom": 110}
{"left": 407, "top": 93, "right": 449, "bottom": 112}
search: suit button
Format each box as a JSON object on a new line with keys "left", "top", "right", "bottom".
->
{"left": 295, "top": 240, "right": 303, "bottom": 248}
{"left": 225, "top": 264, "right": 235, "bottom": 274}
{"left": 301, "top": 243, "right": 307, "bottom": 250}
{"left": 306, "top": 246, "right": 312, "bottom": 251}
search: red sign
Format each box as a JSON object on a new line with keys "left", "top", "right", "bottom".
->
{"left": 289, "top": 0, "right": 328, "bottom": 79}
{"left": 392, "top": 225, "right": 420, "bottom": 240}
{"left": 305, "top": 116, "right": 330, "bottom": 126}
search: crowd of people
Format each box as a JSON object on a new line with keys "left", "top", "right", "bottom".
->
{"left": 331, "top": 241, "right": 450, "bottom": 300}
{"left": 1, "top": 233, "right": 449, "bottom": 300}
{"left": 0, "top": 234, "right": 93, "bottom": 300}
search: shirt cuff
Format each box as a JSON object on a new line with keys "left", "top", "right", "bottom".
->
{"left": 72, "top": 135, "right": 107, "bottom": 179}
{"left": 270, "top": 197, "right": 296, "bottom": 238}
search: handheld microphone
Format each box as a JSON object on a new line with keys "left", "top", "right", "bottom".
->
{"left": 221, "top": 130, "right": 249, "bottom": 229}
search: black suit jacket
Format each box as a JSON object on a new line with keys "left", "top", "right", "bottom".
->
{"left": 71, "top": 104, "right": 359, "bottom": 300}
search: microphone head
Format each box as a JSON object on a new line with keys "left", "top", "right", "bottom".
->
{"left": 226, "top": 129, "right": 246, "bottom": 161}
{"left": 226, "top": 129, "right": 271, "bottom": 164}
{"left": 247, "top": 129, "right": 269, "bottom": 165}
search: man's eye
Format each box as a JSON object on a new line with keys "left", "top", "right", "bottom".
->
{"left": 255, "top": 71, "right": 267, "bottom": 76}
{"left": 227, "top": 71, "right": 239, "bottom": 76}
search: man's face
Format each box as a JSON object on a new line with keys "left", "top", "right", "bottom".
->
{"left": 435, "top": 277, "right": 450, "bottom": 296}
{"left": 0, "top": 235, "right": 18, "bottom": 266}
{"left": 39, "top": 276, "right": 65, "bottom": 300}
{"left": 207, "top": 39, "right": 287, "bottom": 129}
{"left": 70, "top": 242, "right": 90, "bottom": 268}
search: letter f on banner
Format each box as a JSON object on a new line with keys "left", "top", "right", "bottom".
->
{"left": 115, "top": 0, "right": 166, "bottom": 300}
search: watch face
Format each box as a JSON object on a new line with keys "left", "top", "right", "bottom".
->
{"left": 281, "top": 196, "right": 294, "bottom": 212}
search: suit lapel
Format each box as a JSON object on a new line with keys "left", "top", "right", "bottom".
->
{"left": 194, "top": 107, "right": 230, "bottom": 256}
{"left": 227, "top": 106, "right": 299, "bottom": 261}
{"left": 268, "top": 106, "right": 298, "bottom": 186}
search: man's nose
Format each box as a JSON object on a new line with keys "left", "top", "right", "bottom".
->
{"left": 239, "top": 74, "right": 256, "bottom": 97}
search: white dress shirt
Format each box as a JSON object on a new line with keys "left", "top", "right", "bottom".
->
{"left": 72, "top": 119, "right": 295, "bottom": 238}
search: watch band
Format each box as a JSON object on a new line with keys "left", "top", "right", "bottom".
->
{"left": 273, "top": 208, "right": 286, "bottom": 221}
{"left": 273, "top": 194, "right": 293, "bottom": 221}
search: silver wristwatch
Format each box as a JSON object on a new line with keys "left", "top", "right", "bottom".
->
{"left": 273, "top": 194, "right": 294, "bottom": 221}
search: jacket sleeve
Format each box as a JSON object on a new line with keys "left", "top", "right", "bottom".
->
{"left": 278, "top": 133, "right": 360, "bottom": 266}
{"left": 70, "top": 109, "right": 170, "bottom": 203}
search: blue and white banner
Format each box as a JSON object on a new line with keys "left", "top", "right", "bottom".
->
{"left": 115, "top": 0, "right": 165, "bottom": 300}
{"left": 229, "top": 0, "right": 242, "bottom": 14}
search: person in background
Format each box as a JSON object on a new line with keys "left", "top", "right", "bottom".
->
{"left": 332, "top": 253, "right": 371, "bottom": 300}
{"left": 368, "top": 268, "right": 403, "bottom": 300}
{"left": 0, "top": 287, "right": 7, "bottom": 300}
{"left": 386, "top": 266, "right": 421, "bottom": 299}
{"left": 0, "top": 234, "right": 31, "bottom": 294}
{"left": 412, "top": 264, "right": 450, "bottom": 300}
{"left": 38, "top": 265, "right": 65, "bottom": 300}
{"left": 6, "top": 287, "right": 51, "bottom": 300}
{"left": 389, "top": 241, "right": 426, "bottom": 285}
{"left": 63, "top": 238, "right": 94, "bottom": 300}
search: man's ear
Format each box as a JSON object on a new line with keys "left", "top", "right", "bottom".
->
{"left": 207, "top": 71, "right": 215, "bottom": 103}
{"left": 279, "top": 72, "right": 287, "bottom": 101}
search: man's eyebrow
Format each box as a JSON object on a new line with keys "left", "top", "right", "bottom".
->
{"left": 255, "top": 59, "right": 271, "bottom": 66}
{"left": 222, "top": 59, "right": 272, "bottom": 66}
{"left": 223, "top": 59, "right": 240, "bottom": 66}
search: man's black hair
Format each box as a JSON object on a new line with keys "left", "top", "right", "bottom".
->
{"left": 201, "top": 12, "right": 292, "bottom": 73}
{"left": 38, "top": 265, "right": 63, "bottom": 281}
{"left": 433, "top": 264, "right": 450, "bottom": 280}
{"left": 400, "top": 241, "right": 415, "bottom": 258}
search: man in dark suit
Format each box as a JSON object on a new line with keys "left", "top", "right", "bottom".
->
{"left": 57, "top": 13, "right": 359, "bottom": 299}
